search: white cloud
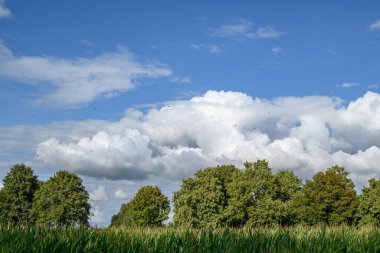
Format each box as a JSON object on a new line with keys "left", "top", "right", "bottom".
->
{"left": 114, "top": 189, "right": 128, "bottom": 199}
{"left": 209, "top": 19, "right": 285, "bottom": 39}
{"left": 337, "top": 82, "right": 359, "bottom": 88}
{"left": 369, "top": 84, "right": 378, "bottom": 89}
{"left": 210, "top": 19, "right": 256, "bottom": 39}
{"left": 170, "top": 76, "right": 192, "bottom": 84}
{"left": 272, "top": 47, "right": 282, "bottom": 53}
{"left": 208, "top": 45, "right": 221, "bottom": 54}
{"left": 190, "top": 44, "right": 202, "bottom": 50}
{"left": 369, "top": 19, "right": 380, "bottom": 31}
{"left": 0, "top": 0, "right": 11, "bottom": 18}
{"left": 190, "top": 44, "right": 221, "bottom": 54}
{"left": 32, "top": 90, "right": 380, "bottom": 186}
{"left": 91, "top": 205, "right": 105, "bottom": 223}
{"left": 89, "top": 185, "right": 109, "bottom": 201}
{"left": 256, "top": 26, "right": 285, "bottom": 38}
{"left": 0, "top": 40, "right": 172, "bottom": 107}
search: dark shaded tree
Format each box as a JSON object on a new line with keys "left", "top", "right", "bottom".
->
{"left": 357, "top": 178, "right": 380, "bottom": 226}
{"left": 111, "top": 203, "right": 134, "bottom": 227}
{"left": 291, "top": 166, "right": 358, "bottom": 225}
{"left": 0, "top": 164, "right": 39, "bottom": 226}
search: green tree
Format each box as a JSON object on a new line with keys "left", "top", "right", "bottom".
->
{"left": 111, "top": 203, "right": 135, "bottom": 227}
{"left": 357, "top": 178, "right": 380, "bottom": 226}
{"left": 248, "top": 168, "right": 301, "bottom": 227}
{"left": 223, "top": 167, "right": 251, "bottom": 227}
{"left": 225, "top": 160, "right": 301, "bottom": 227}
{"left": 173, "top": 165, "right": 239, "bottom": 228}
{"left": 113, "top": 186, "right": 170, "bottom": 227}
{"left": 292, "top": 166, "right": 357, "bottom": 225}
{"left": 130, "top": 186, "right": 170, "bottom": 227}
{"left": 30, "top": 170, "right": 91, "bottom": 227}
{"left": 0, "top": 164, "right": 39, "bottom": 226}
{"left": 174, "top": 161, "right": 300, "bottom": 228}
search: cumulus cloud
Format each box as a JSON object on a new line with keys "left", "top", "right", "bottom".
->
{"left": 369, "top": 19, "right": 380, "bottom": 31}
{"left": 91, "top": 205, "right": 105, "bottom": 224}
{"left": 0, "top": 0, "right": 11, "bottom": 18}
{"left": 34, "top": 90, "right": 380, "bottom": 185}
{"left": 0, "top": 41, "right": 172, "bottom": 107}
{"left": 209, "top": 19, "right": 285, "bottom": 39}
{"left": 89, "top": 185, "right": 109, "bottom": 201}
{"left": 337, "top": 82, "right": 359, "bottom": 88}
{"left": 114, "top": 189, "right": 128, "bottom": 199}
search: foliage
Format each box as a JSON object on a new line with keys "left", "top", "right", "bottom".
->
{"left": 173, "top": 165, "right": 239, "bottom": 228}
{"left": 173, "top": 161, "right": 301, "bottom": 228}
{"left": 30, "top": 170, "right": 91, "bottom": 227}
{"left": 227, "top": 161, "right": 301, "bottom": 227}
{"left": 1, "top": 226, "right": 380, "bottom": 252}
{"left": 358, "top": 178, "right": 380, "bottom": 225}
{"left": 292, "top": 166, "right": 358, "bottom": 225}
{"left": 112, "top": 186, "right": 170, "bottom": 227}
{"left": 0, "top": 164, "right": 39, "bottom": 226}
{"left": 111, "top": 203, "right": 134, "bottom": 227}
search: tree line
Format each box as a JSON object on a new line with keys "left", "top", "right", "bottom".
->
{"left": 113, "top": 160, "right": 380, "bottom": 228}
{"left": 1, "top": 161, "right": 380, "bottom": 228}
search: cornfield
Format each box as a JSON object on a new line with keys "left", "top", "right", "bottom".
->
{"left": 0, "top": 226, "right": 379, "bottom": 253}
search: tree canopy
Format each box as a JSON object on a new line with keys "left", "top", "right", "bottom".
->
{"left": 173, "top": 161, "right": 302, "bottom": 228}
{"left": 111, "top": 186, "right": 170, "bottom": 227}
{"left": 173, "top": 165, "right": 239, "bottom": 228}
{"left": 30, "top": 170, "right": 91, "bottom": 227}
{"left": 291, "top": 166, "right": 358, "bottom": 225}
{"left": 358, "top": 178, "right": 380, "bottom": 225}
{"left": 224, "top": 161, "right": 301, "bottom": 227}
{"left": 0, "top": 164, "right": 39, "bottom": 226}
{"left": 111, "top": 203, "right": 134, "bottom": 227}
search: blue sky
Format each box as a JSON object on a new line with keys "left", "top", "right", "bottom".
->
{"left": 1, "top": 0, "right": 379, "bottom": 125}
{"left": 1, "top": 0, "right": 380, "bottom": 226}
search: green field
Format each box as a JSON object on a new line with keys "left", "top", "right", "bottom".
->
{"left": 1, "top": 226, "right": 380, "bottom": 253}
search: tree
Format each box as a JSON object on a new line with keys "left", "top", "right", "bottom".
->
{"left": 357, "top": 178, "right": 380, "bottom": 226}
{"left": 30, "top": 170, "right": 91, "bottom": 227}
{"left": 225, "top": 161, "right": 301, "bottom": 227}
{"left": 292, "top": 166, "right": 358, "bottom": 225}
{"left": 111, "top": 203, "right": 134, "bottom": 227}
{"left": 0, "top": 164, "right": 39, "bottom": 226}
{"left": 129, "top": 186, "right": 170, "bottom": 226}
{"left": 173, "top": 165, "right": 239, "bottom": 228}
{"left": 112, "top": 186, "right": 170, "bottom": 227}
{"left": 173, "top": 161, "right": 301, "bottom": 228}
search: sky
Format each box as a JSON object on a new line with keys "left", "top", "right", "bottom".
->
{"left": 1, "top": 0, "right": 380, "bottom": 226}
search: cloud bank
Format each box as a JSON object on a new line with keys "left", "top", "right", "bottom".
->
{"left": 0, "top": 41, "right": 172, "bottom": 107}
{"left": 35, "top": 90, "right": 380, "bottom": 184}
